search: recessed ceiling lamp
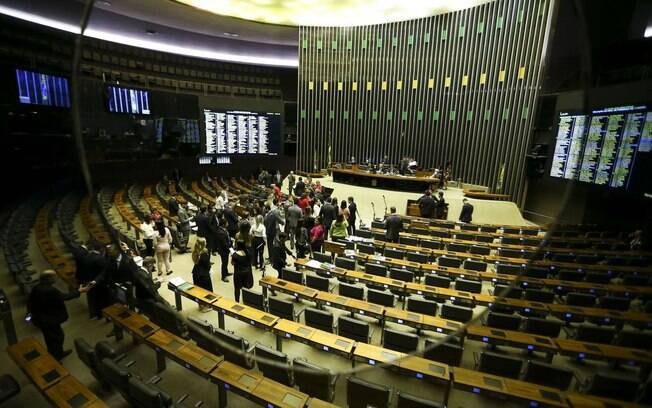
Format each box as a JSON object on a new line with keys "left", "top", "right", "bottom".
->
{"left": 223, "top": 32, "right": 239, "bottom": 37}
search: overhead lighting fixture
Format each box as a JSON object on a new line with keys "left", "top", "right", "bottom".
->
{"left": 0, "top": 6, "right": 298, "bottom": 67}
{"left": 645, "top": 26, "right": 652, "bottom": 38}
{"left": 223, "top": 32, "right": 239, "bottom": 37}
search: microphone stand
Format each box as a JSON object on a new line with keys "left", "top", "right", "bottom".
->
{"left": 382, "top": 195, "right": 388, "bottom": 218}
{"left": 371, "top": 202, "right": 377, "bottom": 221}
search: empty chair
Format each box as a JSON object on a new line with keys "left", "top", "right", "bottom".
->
{"left": 313, "top": 252, "right": 332, "bottom": 263}
{"left": 357, "top": 243, "right": 375, "bottom": 255}
{"left": 74, "top": 338, "right": 101, "bottom": 383}
{"left": 214, "top": 327, "right": 254, "bottom": 368}
{"left": 293, "top": 358, "right": 338, "bottom": 402}
{"left": 524, "top": 289, "right": 555, "bottom": 303}
{"left": 425, "top": 274, "right": 451, "bottom": 288}
{"left": 373, "top": 231, "right": 388, "bottom": 241}
{"left": 575, "top": 325, "right": 616, "bottom": 344}
{"left": 147, "top": 302, "right": 188, "bottom": 338}
{"left": 424, "top": 338, "right": 464, "bottom": 367}
{"left": 268, "top": 297, "right": 298, "bottom": 321}
{"left": 371, "top": 220, "right": 385, "bottom": 229}
{"left": 499, "top": 248, "right": 524, "bottom": 258}
{"left": 187, "top": 318, "right": 222, "bottom": 357}
{"left": 524, "top": 267, "right": 549, "bottom": 279}
{"left": 389, "top": 268, "right": 413, "bottom": 283}
{"left": 558, "top": 270, "right": 585, "bottom": 282}
{"left": 502, "top": 237, "right": 523, "bottom": 245}
{"left": 447, "top": 243, "right": 469, "bottom": 253}
{"left": 346, "top": 376, "right": 390, "bottom": 408}
{"left": 474, "top": 235, "right": 494, "bottom": 243}
{"left": 469, "top": 245, "right": 491, "bottom": 256}
{"left": 430, "top": 230, "right": 450, "bottom": 239}
{"left": 306, "top": 274, "right": 330, "bottom": 292}
{"left": 502, "top": 227, "right": 521, "bottom": 235}
{"left": 441, "top": 304, "right": 473, "bottom": 323}
{"left": 365, "top": 263, "right": 387, "bottom": 277}
{"left": 367, "top": 289, "right": 395, "bottom": 307}
{"left": 128, "top": 376, "right": 173, "bottom": 408}
{"left": 599, "top": 296, "right": 630, "bottom": 311}
{"left": 406, "top": 251, "right": 430, "bottom": 264}
{"left": 486, "top": 311, "right": 521, "bottom": 330}
{"left": 254, "top": 343, "right": 293, "bottom": 386}
{"left": 566, "top": 292, "right": 596, "bottom": 307}
{"left": 480, "top": 226, "right": 498, "bottom": 233}
{"left": 455, "top": 278, "right": 482, "bottom": 293}
{"left": 338, "top": 316, "right": 372, "bottom": 343}
{"left": 384, "top": 248, "right": 406, "bottom": 260}
{"left": 492, "top": 285, "right": 522, "bottom": 299}
{"left": 478, "top": 351, "right": 523, "bottom": 379}
{"left": 523, "top": 360, "right": 574, "bottom": 391}
{"left": 455, "top": 233, "right": 474, "bottom": 241}
{"left": 524, "top": 317, "right": 561, "bottom": 337}
{"left": 463, "top": 259, "right": 487, "bottom": 272}
{"left": 356, "top": 229, "right": 373, "bottom": 239}
{"left": 280, "top": 268, "right": 303, "bottom": 284}
{"left": 521, "top": 229, "right": 540, "bottom": 236}
{"left": 623, "top": 274, "right": 649, "bottom": 286}
{"left": 421, "top": 240, "right": 442, "bottom": 250}
{"left": 459, "top": 224, "right": 479, "bottom": 232}
{"left": 617, "top": 330, "right": 652, "bottom": 350}
{"left": 552, "top": 253, "right": 576, "bottom": 263}
{"left": 407, "top": 297, "right": 438, "bottom": 316}
{"left": 335, "top": 256, "right": 356, "bottom": 270}
{"left": 396, "top": 391, "right": 442, "bottom": 408}
{"left": 338, "top": 282, "right": 364, "bottom": 300}
{"left": 98, "top": 358, "right": 131, "bottom": 398}
{"left": 521, "top": 238, "right": 539, "bottom": 246}
{"left": 496, "top": 263, "right": 523, "bottom": 276}
{"left": 304, "top": 307, "right": 334, "bottom": 333}
{"left": 241, "top": 288, "right": 265, "bottom": 311}
{"left": 576, "top": 254, "right": 601, "bottom": 264}
{"left": 585, "top": 272, "right": 611, "bottom": 284}
{"left": 606, "top": 257, "right": 627, "bottom": 266}
{"left": 586, "top": 372, "right": 639, "bottom": 401}
{"left": 382, "top": 328, "right": 418, "bottom": 353}
{"left": 399, "top": 236, "right": 419, "bottom": 246}
{"left": 437, "top": 256, "right": 462, "bottom": 268}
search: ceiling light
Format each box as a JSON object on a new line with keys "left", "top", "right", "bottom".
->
{"left": 223, "top": 32, "right": 239, "bottom": 37}
{"left": 645, "top": 26, "right": 652, "bottom": 38}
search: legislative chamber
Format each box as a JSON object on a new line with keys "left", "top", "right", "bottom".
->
{"left": 1, "top": 1, "right": 651, "bottom": 407}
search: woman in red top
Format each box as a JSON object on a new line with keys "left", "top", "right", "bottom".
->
{"left": 273, "top": 183, "right": 282, "bottom": 201}
{"left": 298, "top": 193, "right": 311, "bottom": 213}
{"left": 310, "top": 217, "right": 325, "bottom": 253}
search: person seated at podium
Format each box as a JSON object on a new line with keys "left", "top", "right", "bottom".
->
{"left": 399, "top": 156, "right": 409, "bottom": 175}
{"left": 384, "top": 207, "right": 403, "bottom": 243}
{"left": 417, "top": 190, "right": 437, "bottom": 218}
{"left": 349, "top": 155, "right": 356, "bottom": 164}
{"left": 459, "top": 198, "right": 474, "bottom": 223}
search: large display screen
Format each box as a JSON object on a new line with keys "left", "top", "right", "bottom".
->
{"left": 16, "top": 69, "right": 71, "bottom": 108}
{"left": 107, "top": 85, "right": 151, "bottom": 115}
{"left": 550, "top": 105, "right": 652, "bottom": 188}
{"left": 203, "top": 109, "right": 281, "bottom": 155}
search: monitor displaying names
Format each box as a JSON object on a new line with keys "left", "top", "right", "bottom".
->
{"left": 204, "top": 109, "right": 281, "bottom": 155}
{"left": 550, "top": 105, "right": 651, "bottom": 189}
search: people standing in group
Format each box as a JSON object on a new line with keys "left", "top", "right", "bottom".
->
{"left": 72, "top": 243, "right": 108, "bottom": 319}
{"left": 270, "top": 232, "right": 294, "bottom": 277}
{"left": 191, "top": 238, "right": 213, "bottom": 313}
{"left": 264, "top": 204, "right": 285, "bottom": 261}
{"left": 304, "top": 206, "right": 315, "bottom": 232}
{"left": 232, "top": 240, "right": 254, "bottom": 302}
{"left": 384, "top": 206, "right": 403, "bottom": 243}
{"left": 435, "top": 191, "right": 447, "bottom": 219}
{"left": 140, "top": 214, "right": 156, "bottom": 257}
{"left": 215, "top": 217, "right": 233, "bottom": 282}
{"left": 319, "top": 198, "right": 337, "bottom": 238}
{"left": 417, "top": 190, "right": 437, "bottom": 219}
{"left": 347, "top": 197, "right": 358, "bottom": 235}
{"left": 330, "top": 213, "right": 349, "bottom": 240}
{"left": 339, "top": 200, "right": 350, "bottom": 222}
{"left": 251, "top": 215, "right": 266, "bottom": 270}
{"left": 287, "top": 171, "right": 296, "bottom": 195}
{"left": 27, "top": 270, "right": 80, "bottom": 360}
{"left": 286, "top": 199, "right": 303, "bottom": 249}
{"left": 298, "top": 193, "right": 311, "bottom": 213}
{"left": 459, "top": 198, "right": 474, "bottom": 223}
{"left": 310, "top": 217, "right": 325, "bottom": 253}
{"left": 154, "top": 221, "right": 173, "bottom": 278}
{"left": 295, "top": 218, "right": 310, "bottom": 258}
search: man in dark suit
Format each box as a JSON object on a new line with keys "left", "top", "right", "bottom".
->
{"left": 223, "top": 204, "right": 239, "bottom": 239}
{"left": 215, "top": 217, "right": 233, "bottom": 282}
{"left": 459, "top": 198, "right": 474, "bottom": 223}
{"left": 435, "top": 191, "right": 447, "bottom": 219}
{"left": 168, "top": 196, "right": 179, "bottom": 217}
{"left": 319, "top": 198, "right": 337, "bottom": 238}
{"left": 384, "top": 207, "right": 403, "bottom": 243}
{"left": 264, "top": 204, "right": 285, "bottom": 259}
{"left": 71, "top": 243, "right": 108, "bottom": 319}
{"left": 417, "top": 190, "right": 437, "bottom": 219}
{"left": 194, "top": 206, "right": 209, "bottom": 238}
{"left": 27, "top": 270, "right": 80, "bottom": 360}
{"left": 294, "top": 177, "right": 306, "bottom": 197}
{"left": 347, "top": 196, "right": 358, "bottom": 235}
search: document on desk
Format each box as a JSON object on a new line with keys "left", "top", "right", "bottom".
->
{"left": 169, "top": 277, "right": 187, "bottom": 287}
{"left": 305, "top": 260, "right": 322, "bottom": 269}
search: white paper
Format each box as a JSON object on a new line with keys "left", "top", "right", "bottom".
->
{"left": 169, "top": 277, "right": 186, "bottom": 287}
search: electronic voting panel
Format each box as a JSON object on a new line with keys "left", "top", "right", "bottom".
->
{"left": 203, "top": 109, "right": 281, "bottom": 155}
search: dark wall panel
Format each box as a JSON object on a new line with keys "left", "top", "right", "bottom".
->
{"left": 297, "top": 0, "right": 555, "bottom": 204}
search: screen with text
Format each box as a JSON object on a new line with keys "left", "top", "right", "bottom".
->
{"left": 203, "top": 109, "right": 281, "bottom": 155}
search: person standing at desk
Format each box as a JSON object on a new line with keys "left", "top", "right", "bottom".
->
{"left": 27, "top": 270, "right": 80, "bottom": 360}
{"left": 417, "top": 190, "right": 437, "bottom": 219}
{"left": 384, "top": 207, "right": 403, "bottom": 243}
{"left": 347, "top": 197, "right": 358, "bottom": 235}
{"left": 232, "top": 240, "right": 254, "bottom": 302}
{"left": 294, "top": 177, "right": 306, "bottom": 197}
{"left": 435, "top": 191, "right": 447, "bottom": 219}
{"left": 319, "top": 198, "right": 337, "bottom": 239}
{"left": 287, "top": 171, "right": 296, "bottom": 196}
{"left": 459, "top": 198, "right": 474, "bottom": 223}
{"left": 191, "top": 238, "right": 213, "bottom": 313}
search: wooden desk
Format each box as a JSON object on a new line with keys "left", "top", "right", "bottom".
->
{"left": 213, "top": 297, "right": 279, "bottom": 330}
{"left": 273, "top": 319, "right": 355, "bottom": 357}
{"left": 504, "top": 377, "right": 568, "bottom": 407}
{"left": 7, "top": 337, "right": 48, "bottom": 368}
{"left": 331, "top": 167, "right": 436, "bottom": 192}
{"left": 24, "top": 355, "right": 69, "bottom": 390}
{"left": 353, "top": 342, "right": 405, "bottom": 367}
{"left": 555, "top": 338, "right": 652, "bottom": 367}
{"left": 146, "top": 330, "right": 222, "bottom": 376}
{"left": 169, "top": 280, "right": 222, "bottom": 311}
{"left": 306, "top": 398, "right": 340, "bottom": 408}
{"left": 323, "top": 240, "right": 346, "bottom": 256}
{"left": 344, "top": 269, "right": 407, "bottom": 293}
{"left": 103, "top": 303, "right": 160, "bottom": 340}
{"left": 565, "top": 393, "right": 644, "bottom": 408}
{"left": 260, "top": 276, "right": 319, "bottom": 302}
{"left": 295, "top": 258, "right": 349, "bottom": 280}
{"left": 547, "top": 304, "right": 652, "bottom": 328}
{"left": 45, "top": 376, "right": 107, "bottom": 408}
{"left": 465, "top": 325, "right": 558, "bottom": 357}
{"left": 397, "top": 355, "right": 450, "bottom": 383}
{"left": 252, "top": 378, "right": 309, "bottom": 408}
{"left": 210, "top": 360, "right": 263, "bottom": 408}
